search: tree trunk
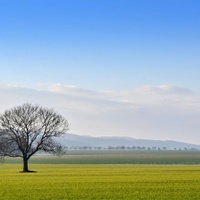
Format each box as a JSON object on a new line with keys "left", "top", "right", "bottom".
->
{"left": 23, "top": 157, "right": 29, "bottom": 172}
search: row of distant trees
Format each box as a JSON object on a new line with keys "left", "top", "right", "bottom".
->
{"left": 66, "top": 146, "right": 198, "bottom": 151}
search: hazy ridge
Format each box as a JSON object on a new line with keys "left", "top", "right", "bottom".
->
{"left": 60, "top": 133, "right": 200, "bottom": 150}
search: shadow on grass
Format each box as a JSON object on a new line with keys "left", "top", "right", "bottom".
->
{"left": 19, "top": 170, "right": 37, "bottom": 173}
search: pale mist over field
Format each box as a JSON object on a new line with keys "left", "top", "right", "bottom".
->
{"left": 0, "top": 1, "right": 200, "bottom": 144}
{"left": 0, "top": 83, "right": 200, "bottom": 144}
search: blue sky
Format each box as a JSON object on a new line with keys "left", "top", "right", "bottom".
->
{"left": 0, "top": 1, "right": 200, "bottom": 143}
{"left": 0, "top": 0, "right": 200, "bottom": 91}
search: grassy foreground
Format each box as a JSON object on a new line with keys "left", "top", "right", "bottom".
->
{"left": 1, "top": 164, "right": 200, "bottom": 199}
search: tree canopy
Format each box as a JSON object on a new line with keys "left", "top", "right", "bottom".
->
{"left": 0, "top": 103, "right": 69, "bottom": 172}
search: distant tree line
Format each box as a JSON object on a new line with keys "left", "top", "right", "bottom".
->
{"left": 64, "top": 146, "right": 198, "bottom": 151}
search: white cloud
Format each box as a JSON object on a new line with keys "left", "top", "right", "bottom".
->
{"left": 0, "top": 83, "right": 200, "bottom": 144}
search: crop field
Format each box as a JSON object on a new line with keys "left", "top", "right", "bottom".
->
{"left": 5, "top": 150, "right": 200, "bottom": 165}
{"left": 1, "top": 164, "right": 200, "bottom": 199}
{"left": 1, "top": 151, "right": 200, "bottom": 199}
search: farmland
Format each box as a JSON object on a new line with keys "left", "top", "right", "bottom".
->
{"left": 2, "top": 150, "right": 200, "bottom": 199}
{"left": 5, "top": 149, "right": 200, "bottom": 165}
{"left": 1, "top": 164, "right": 200, "bottom": 199}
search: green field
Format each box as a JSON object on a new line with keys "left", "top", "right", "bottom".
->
{"left": 1, "top": 151, "right": 200, "bottom": 199}
{"left": 1, "top": 164, "right": 200, "bottom": 199}
{"left": 4, "top": 150, "right": 200, "bottom": 165}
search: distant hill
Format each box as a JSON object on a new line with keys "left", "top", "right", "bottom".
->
{"left": 59, "top": 133, "right": 200, "bottom": 150}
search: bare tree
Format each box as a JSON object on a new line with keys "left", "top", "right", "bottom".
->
{"left": 0, "top": 103, "right": 69, "bottom": 172}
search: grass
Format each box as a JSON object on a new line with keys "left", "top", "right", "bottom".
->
{"left": 5, "top": 150, "right": 200, "bottom": 165}
{"left": 1, "top": 164, "right": 200, "bottom": 199}
{"left": 2, "top": 151, "right": 200, "bottom": 199}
